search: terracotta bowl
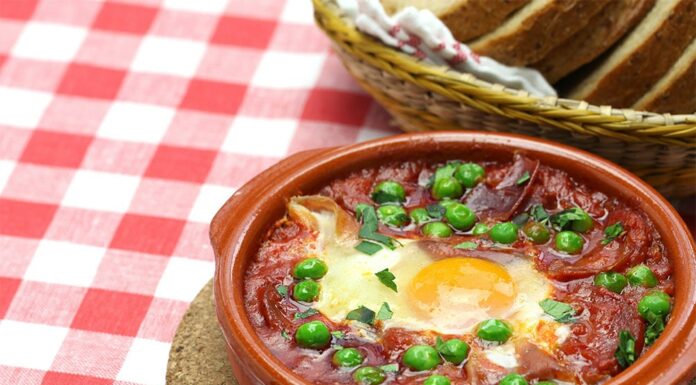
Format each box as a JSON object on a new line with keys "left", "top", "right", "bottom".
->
{"left": 211, "top": 132, "right": 696, "bottom": 385}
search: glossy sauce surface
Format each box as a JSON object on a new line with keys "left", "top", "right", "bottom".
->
{"left": 243, "top": 155, "right": 673, "bottom": 385}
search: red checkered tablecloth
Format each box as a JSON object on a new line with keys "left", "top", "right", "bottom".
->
{"left": 0, "top": 1, "right": 398, "bottom": 384}
{"left": 0, "top": 1, "right": 693, "bottom": 385}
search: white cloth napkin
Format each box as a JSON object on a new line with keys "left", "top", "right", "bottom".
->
{"left": 336, "top": 0, "right": 557, "bottom": 97}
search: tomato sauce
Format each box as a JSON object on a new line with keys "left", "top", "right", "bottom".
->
{"left": 243, "top": 155, "right": 673, "bottom": 385}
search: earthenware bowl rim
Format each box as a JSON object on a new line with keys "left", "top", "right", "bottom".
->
{"left": 212, "top": 131, "right": 696, "bottom": 385}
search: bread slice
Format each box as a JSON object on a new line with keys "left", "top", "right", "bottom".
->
{"left": 468, "top": 0, "right": 610, "bottom": 66}
{"left": 566, "top": 0, "right": 696, "bottom": 107}
{"left": 532, "top": 0, "right": 655, "bottom": 83}
{"left": 380, "top": 0, "right": 530, "bottom": 42}
{"left": 633, "top": 38, "right": 696, "bottom": 113}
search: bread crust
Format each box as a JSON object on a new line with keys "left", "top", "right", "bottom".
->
{"left": 440, "top": 0, "right": 530, "bottom": 42}
{"left": 567, "top": 0, "right": 696, "bottom": 107}
{"left": 532, "top": 0, "right": 655, "bottom": 83}
{"left": 633, "top": 39, "right": 696, "bottom": 114}
{"left": 469, "top": 0, "right": 610, "bottom": 66}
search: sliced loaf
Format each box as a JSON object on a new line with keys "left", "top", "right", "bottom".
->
{"left": 633, "top": 38, "right": 696, "bottom": 113}
{"left": 379, "top": 0, "right": 530, "bottom": 42}
{"left": 468, "top": 0, "right": 610, "bottom": 66}
{"left": 566, "top": 0, "right": 696, "bottom": 107}
{"left": 532, "top": 0, "right": 655, "bottom": 83}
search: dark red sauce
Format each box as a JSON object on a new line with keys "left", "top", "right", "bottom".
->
{"left": 243, "top": 154, "right": 673, "bottom": 385}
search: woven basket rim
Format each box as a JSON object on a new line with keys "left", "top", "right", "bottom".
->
{"left": 314, "top": 0, "right": 696, "bottom": 147}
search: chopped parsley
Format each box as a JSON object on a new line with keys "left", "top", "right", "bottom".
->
{"left": 375, "top": 269, "right": 398, "bottom": 292}
{"left": 294, "top": 308, "right": 318, "bottom": 319}
{"left": 615, "top": 330, "right": 636, "bottom": 368}
{"left": 281, "top": 330, "right": 290, "bottom": 340}
{"left": 376, "top": 302, "right": 393, "bottom": 321}
{"left": 550, "top": 207, "right": 586, "bottom": 231}
{"left": 454, "top": 241, "right": 477, "bottom": 250}
{"left": 354, "top": 203, "right": 398, "bottom": 254}
{"left": 275, "top": 284, "right": 288, "bottom": 298}
{"left": 426, "top": 203, "right": 446, "bottom": 219}
{"left": 529, "top": 205, "right": 550, "bottom": 223}
{"left": 380, "top": 364, "right": 399, "bottom": 373}
{"left": 346, "top": 306, "right": 376, "bottom": 325}
{"left": 331, "top": 331, "right": 346, "bottom": 339}
{"left": 539, "top": 298, "right": 575, "bottom": 323}
{"left": 602, "top": 222, "right": 625, "bottom": 245}
{"left": 516, "top": 171, "right": 531, "bottom": 185}
{"left": 644, "top": 311, "right": 665, "bottom": 346}
{"left": 355, "top": 240, "right": 382, "bottom": 255}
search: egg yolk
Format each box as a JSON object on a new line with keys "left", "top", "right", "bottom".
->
{"left": 408, "top": 257, "right": 516, "bottom": 318}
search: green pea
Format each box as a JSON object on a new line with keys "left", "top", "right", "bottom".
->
{"left": 295, "top": 320, "right": 331, "bottom": 349}
{"left": 438, "top": 339, "right": 469, "bottom": 365}
{"left": 292, "top": 258, "right": 328, "bottom": 279}
{"left": 332, "top": 347, "right": 364, "bottom": 367}
{"left": 410, "top": 208, "right": 431, "bottom": 224}
{"left": 472, "top": 223, "right": 490, "bottom": 235}
{"left": 422, "top": 222, "right": 453, "bottom": 238}
{"left": 454, "top": 163, "right": 485, "bottom": 188}
{"left": 555, "top": 231, "right": 584, "bottom": 254}
{"left": 372, "top": 180, "right": 406, "bottom": 204}
{"left": 626, "top": 264, "right": 658, "bottom": 288}
{"left": 445, "top": 203, "right": 477, "bottom": 230}
{"left": 476, "top": 319, "right": 513, "bottom": 343}
{"left": 594, "top": 272, "right": 628, "bottom": 294}
{"left": 293, "top": 280, "right": 320, "bottom": 302}
{"left": 498, "top": 373, "right": 528, "bottom": 385}
{"left": 432, "top": 177, "right": 463, "bottom": 200}
{"left": 638, "top": 291, "right": 671, "bottom": 319}
{"left": 570, "top": 209, "right": 593, "bottom": 233}
{"left": 353, "top": 366, "right": 386, "bottom": 385}
{"left": 424, "top": 375, "right": 451, "bottom": 385}
{"left": 523, "top": 221, "right": 550, "bottom": 244}
{"left": 377, "top": 205, "right": 409, "bottom": 227}
{"left": 402, "top": 345, "right": 441, "bottom": 371}
{"left": 490, "top": 222, "right": 519, "bottom": 244}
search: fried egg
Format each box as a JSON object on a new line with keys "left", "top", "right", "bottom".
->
{"left": 294, "top": 197, "right": 569, "bottom": 358}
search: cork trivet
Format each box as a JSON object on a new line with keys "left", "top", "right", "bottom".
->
{"left": 166, "top": 279, "right": 238, "bottom": 385}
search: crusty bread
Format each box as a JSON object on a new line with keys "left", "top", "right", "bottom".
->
{"left": 532, "top": 0, "right": 655, "bottom": 84}
{"left": 468, "top": 0, "right": 610, "bottom": 66}
{"left": 633, "top": 38, "right": 696, "bottom": 113}
{"left": 566, "top": 0, "right": 696, "bottom": 107}
{"left": 380, "top": 0, "right": 530, "bottom": 42}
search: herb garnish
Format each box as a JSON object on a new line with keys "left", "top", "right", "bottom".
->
{"left": 426, "top": 203, "right": 446, "bottom": 219}
{"left": 375, "top": 269, "right": 398, "bottom": 292}
{"left": 529, "top": 205, "right": 549, "bottom": 223}
{"left": 275, "top": 284, "right": 288, "bottom": 298}
{"left": 380, "top": 363, "right": 399, "bottom": 372}
{"left": 281, "top": 330, "right": 290, "bottom": 340}
{"left": 644, "top": 311, "right": 665, "bottom": 346}
{"left": 516, "top": 171, "right": 531, "bottom": 185}
{"left": 602, "top": 222, "right": 625, "bottom": 245}
{"left": 346, "top": 306, "right": 376, "bottom": 325}
{"left": 376, "top": 302, "right": 393, "bottom": 321}
{"left": 454, "top": 241, "right": 477, "bottom": 250}
{"left": 331, "top": 331, "right": 346, "bottom": 339}
{"left": 355, "top": 241, "right": 382, "bottom": 255}
{"left": 550, "top": 207, "right": 586, "bottom": 231}
{"left": 539, "top": 299, "right": 575, "bottom": 323}
{"left": 615, "top": 330, "right": 636, "bottom": 368}
{"left": 294, "top": 308, "right": 318, "bottom": 319}
{"left": 354, "top": 203, "right": 398, "bottom": 254}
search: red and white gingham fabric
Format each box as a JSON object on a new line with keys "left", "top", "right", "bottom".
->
{"left": 0, "top": 1, "right": 693, "bottom": 385}
{"left": 0, "top": 1, "right": 399, "bottom": 384}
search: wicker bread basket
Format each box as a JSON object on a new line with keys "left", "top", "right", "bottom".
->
{"left": 313, "top": 0, "right": 696, "bottom": 198}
